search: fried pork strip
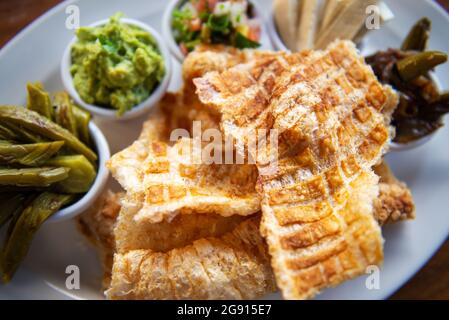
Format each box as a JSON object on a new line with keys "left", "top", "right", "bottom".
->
{"left": 374, "top": 161, "right": 415, "bottom": 225}
{"left": 182, "top": 45, "right": 414, "bottom": 228}
{"left": 194, "top": 40, "right": 398, "bottom": 299}
{"left": 114, "top": 195, "right": 247, "bottom": 253}
{"left": 79, "top": 191, "right": 248, "bottom": 288}
{"left": 107, "top": 102, "right": 260, "bottom": 224}
{"left": 106, "top": 216, "right": 277, "bottom": 300}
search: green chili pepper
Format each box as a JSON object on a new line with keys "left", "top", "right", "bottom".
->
{"left": 0, "top": 106, "right": 96, "bottom": 162}
{"left": 0, "top": 141, "right": 64, "bottom": 166}
{"left": 0, "top": 167, "right": 70, "bottom": 187}
{"left": 396, "top": 51, "right": 448, "bottom": 82}
{"left": 45, "top": 155, "right": 96, "bottom": 193}
{"left": 26, "top": 82, "right": 53, "bottom": 119}
{"left": 401, "top": 17, "right": 431, "bottom": 51}
{"left": 1, "top": 192, "right": 75, "bottom": 283}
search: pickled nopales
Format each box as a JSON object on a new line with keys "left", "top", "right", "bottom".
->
{"left": 397, "top": 51, "right": 448, "bottom": 82}
{"left": 0, "top": 106, "right": 97, "bottom": 161}
{"left": 0, "top": 122, "right": 45, "bottom": 143}
{"left": 72, "top": 104, "right": 91, "bottom": 146}
{"left": 0, "top": 193, "right": 75, "bottom": 283}
{"left": 54, "top": 92, "right": 92, "bottom": 145}
{"left": 0, "top": 167, "right": 70, "bottom": 187}
{"left": 0, "top": 88, "right": 97, "bottom": 282}
{"left": 53, "top": 92, "right": 78, "bottom": 137}
{"left": 45, "top": 155, "right": 96, "bottom": 193}
{"left": 401, "top": 18, "right": 431, "bottom": 51}
{"left": 26, "top": 82, "right": 53, "bottom": 119}
{"left": 0, "top": 194, "right": 28, "bottom": 229}
{"left": 0, "top": 124, "right": 17, "bottom": 141}
{"left": 4, "top": 194, "right": 37, "bottom": 243}
{"left": 0, "top": 141, "right": 64, "bottom": 166}
{"left": 0, "top": 186, "right": 48, "bottom": 193}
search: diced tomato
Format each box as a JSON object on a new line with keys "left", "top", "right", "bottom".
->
{"left": 189, "top": 18, "right": 202, "bottom": 31}
{"left": 195, "top": 0, "right": 207, "bottom": 13}
{"left": 248, "top": 25, "right": 261, "bottom": 42}
{"left": 207, "top": 0, "right": 218, "bottom": 11}
{"left": 180, "top": 43, "right": 189, "bottom": 56}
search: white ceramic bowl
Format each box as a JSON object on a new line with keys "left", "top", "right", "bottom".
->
{"left": 267, "top": 9, "right": 289, "bottom": 52}
{"left": 267, "top": 6, "right": 366, "bottom": 52}
{"left": 389, "top": 133, "right": 436, "bottom": 151}
{"left": 61, "top": 18, "right": 172, "bottom": 121}
{"left": 47, "top": 121, "right": 110, "bottom": 223}
{"left": 162, "top": 0, "right": 273, "bottom": 62}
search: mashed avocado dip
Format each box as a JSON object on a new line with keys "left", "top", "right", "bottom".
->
{"left": 70, "top": 13, "right": 165, "bottom": 116}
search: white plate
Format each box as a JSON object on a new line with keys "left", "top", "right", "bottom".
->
{"left": 0, "top": 0, "right": 448, "bottom": 300}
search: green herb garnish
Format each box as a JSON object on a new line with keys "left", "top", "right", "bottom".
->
{"left": 235, "top": 32, "right": 260, "bottom": 49}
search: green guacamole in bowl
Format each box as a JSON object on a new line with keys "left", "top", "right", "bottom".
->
{"left": 70, "top": 13, "right": 165, "bottom": 116}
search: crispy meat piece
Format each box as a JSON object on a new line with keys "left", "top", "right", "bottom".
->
{"left": 106, "top": 216, "right": 277, "bottom": 300}
{"left": 374, "top": 161, "right": 415, "bottom": 225}
{"left": 183, "top": 45, "right": 277, "bottom": 85}
{"left": 107, "top": 103, "right": 260, "bottom": 223}
{"left": 115, "top": 194, "right": 247, "bottom": 253}
{"left": 79, "top": 191, "right": 249, "bottom": 289}
{"left": 194, "top": 40, "right": 398, "bottom": 299}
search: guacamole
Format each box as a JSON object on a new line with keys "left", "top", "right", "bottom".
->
{"left": 70, "top": 13, "right": 165, "bottom": 115}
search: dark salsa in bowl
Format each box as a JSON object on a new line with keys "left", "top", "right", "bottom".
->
{"left": 172, "top": 0, "right": 262, "bottom": 55}
{"left": 366, "top": 18, "right": 448, "bottom": 144}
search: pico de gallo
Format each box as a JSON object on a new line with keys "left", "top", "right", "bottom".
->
{"left": 171, "top": 0, "right": 261, "bottom": 55}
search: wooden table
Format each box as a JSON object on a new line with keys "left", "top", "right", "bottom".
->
{"left": 1, "top": 0, "right": 448, "bottom": 300}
